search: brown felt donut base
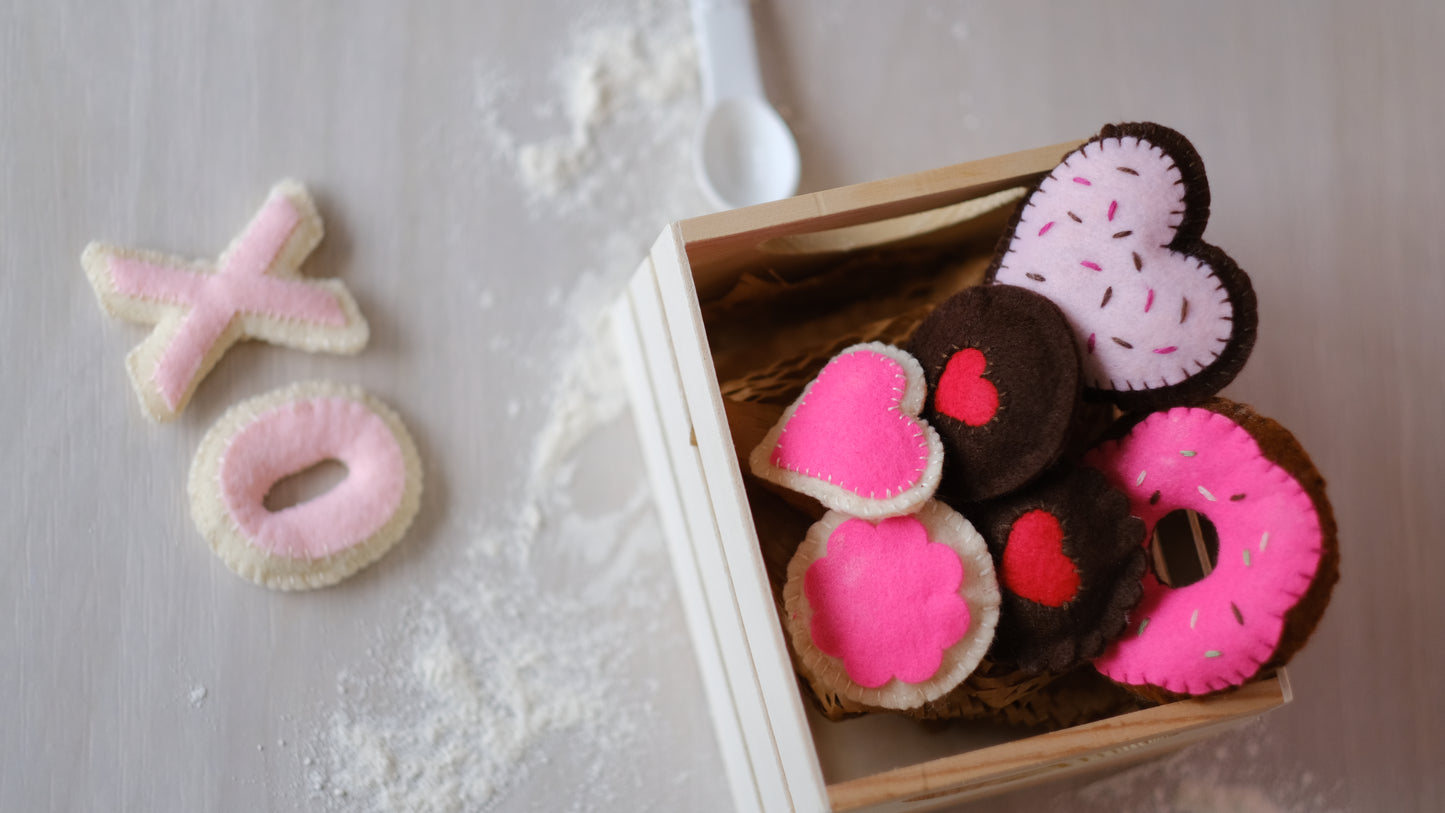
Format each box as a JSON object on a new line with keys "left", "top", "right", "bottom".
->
{"left": 1106, "top": 398, "right": 1340, "bottom": 705}
{"left": 982, "top": 122, "right": 1259, "bottom": 412}
{"left": 906, "top": 285, "right": 1083, "bottom": 503}
{"left": 966, "top": 466, "right": 1148, "bottom": 675}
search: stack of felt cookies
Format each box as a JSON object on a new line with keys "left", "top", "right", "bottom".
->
{"left": 743, "top": 123, "right": 1339, "bottom": 726}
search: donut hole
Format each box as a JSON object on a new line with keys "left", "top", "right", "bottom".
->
{"left": 1151, "top": 509, "right": 1219, "bottom": 588}
{"left": 263, "top": 459, "right": 350, "bottom": 511}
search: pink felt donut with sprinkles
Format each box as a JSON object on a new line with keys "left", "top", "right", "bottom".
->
{"left": 188, "top": 381, "right": 423, "bottom": 590}
{"left": 988, "top": 122, "right": 1257, "bottom": 410}
{"left": 1084, "top": 400, "right": 1338, "bottom": 699}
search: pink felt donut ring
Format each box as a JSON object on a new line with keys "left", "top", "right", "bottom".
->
{"left": 1083, "top": 400, "right": 1338, "bottom": 699}
{"left": 189, "top": 381, "right": 423, "bottom": 590}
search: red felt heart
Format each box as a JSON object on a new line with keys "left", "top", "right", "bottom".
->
{"left": 935, "top": 348, "right": 999, "bottom": 427}
{"left": 1001, "top": 509, "right": 1079, "bottom": 607}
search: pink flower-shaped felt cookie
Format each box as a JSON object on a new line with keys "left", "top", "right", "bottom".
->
{"left": 989, "top": 122, "right": 1257, "bottom": 410}
{"left": 783, "top": 502, "right": 1000, "bottom": 710}
{"left": 749, "top": 342, "right": 944, "bottom": 518}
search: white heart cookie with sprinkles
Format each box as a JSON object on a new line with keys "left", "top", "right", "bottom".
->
{"left": 987, "top": 122, "right": 1257, "bottom": 410}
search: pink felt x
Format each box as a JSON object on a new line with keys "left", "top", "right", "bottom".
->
{"left": 83, "top": 179, "right": 369, "bottom": 420}
{"left": 105, "top": 195, "right": 344, "bottom": 409}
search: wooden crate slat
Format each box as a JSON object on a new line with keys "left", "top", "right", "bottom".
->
{"left": 826, "top": 675, "right": 1289, "bottom": 811}
{"left": 650, "top": 225, "right": 832, "bottom": 811}
{"left": 611, "top": 289, "right": 763, "bottom": 813}
{"left": 624, "top": 258, "right": 795, "bottom": 810}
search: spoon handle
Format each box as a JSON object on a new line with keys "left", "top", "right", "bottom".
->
{"left": 690, "top": 0, "right": 766, "bottom": 106}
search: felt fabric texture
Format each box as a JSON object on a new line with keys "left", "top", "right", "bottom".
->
{"left": 1000, "top": 509, "right": 1079, "bottom": 608}
{"left": 189, "top": 381, "right": 423, "bottom": 591}
{"left": 220, "top": 395, "right": 407, "bottom": 559}
{"left": 1084, "top": 401, "right": 1337, "bottom": 698}
{"left": 906, "top": 284, "right": 1082, "bottom": 503}
{"left": 804, "top": 516, "right": 971, "bottom": 688}
{"left": 81, "top": 180, "right": 369, "bottom": 421}
{"left": 750, "top": 342, "right": 944, "bottom": 518}
{"left": 967, "top": 466, "right": 1147, "bottom": 675}
{"left": 783, "top": 501, "right": 1001, "bottom": 710}
{"left": 935, "top": 348, "right": 999, "bottom": 426}
{"left": 986, "top": 122, "right": 1257, "bottom": 411}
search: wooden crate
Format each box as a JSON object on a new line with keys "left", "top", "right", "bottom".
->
{"left": 610, "top": 140, "right": 1291, "bottom": 813}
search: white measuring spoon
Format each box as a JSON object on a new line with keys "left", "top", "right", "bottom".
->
{"left": 690, "top": 0, "right": 801, "bottom": 210}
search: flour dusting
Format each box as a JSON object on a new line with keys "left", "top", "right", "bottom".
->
{"left": 474, "top": 1, "right": 701, "bottom": 220}
{"left": 307, "top": 417, "right": 693, "bottom": 812}
{"left": 305, "top": 1, "right": 719, "bottom": 810}
{"left": 311, "top": 512, "right": 661, "bottom": 811}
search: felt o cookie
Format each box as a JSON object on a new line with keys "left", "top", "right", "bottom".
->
{"left": 188, "top": 381, "right": 423, "bottom": 590}
{"left": 782, "top": 501, "right": 1001, "bottom": 710}
{"left": 750, "top": 343, "right": 944, "bottom": 518}
{"left": 987, "top": 122, "right": 1257, "bottom": 410}
{"left": 906, "top": 284, "right": 1083, "bottom": 503}
{"left": 1084, "top": 400, "right": 1339, "bottom": 699}
{"left": 967, "top": 467, "right": 1148, "bottom": 675}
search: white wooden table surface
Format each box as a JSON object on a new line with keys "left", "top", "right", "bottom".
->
{"left": 4, "top": 2, "right": 1442, "bottom": 811}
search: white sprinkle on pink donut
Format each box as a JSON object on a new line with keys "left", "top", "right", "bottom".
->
{"left": 1084, "top": 407, "right": 1325, "bottom": 696}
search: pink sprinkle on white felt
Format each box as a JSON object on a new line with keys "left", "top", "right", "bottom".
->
{"left": 749, "top": 342, "right": 944, "bottom": 519}
{"left": 991, "top": 126, "right": 1253, "bottom": 404}
{"left": 782, "top": 501, "right": 1000, "bottom": 710}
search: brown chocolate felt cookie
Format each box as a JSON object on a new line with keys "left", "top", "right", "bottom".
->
{"left": 967, "top": 466, "right": 1148, "bottom": 675}
{"left": 987, "top": 122, "right": 1258, "bottom": 411}
{"left": 906, "top": 284, "right": 1083, "bottom": 503}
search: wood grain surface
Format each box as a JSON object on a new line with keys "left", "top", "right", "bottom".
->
{"left": 4, "top": 1, "right": 1442, "bottom": 811}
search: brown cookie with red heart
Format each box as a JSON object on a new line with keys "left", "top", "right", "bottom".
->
{"left": 967, "top": 466, "right": 1148, "bottom": 675}
{"left": 906, "top": 284, "right": 1083, "bottom": 503}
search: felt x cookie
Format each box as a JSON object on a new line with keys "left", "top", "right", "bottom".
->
{"left": 82, "top": 180, "right": 368, "bottom": 421}
{"left": 988, "top": 122, "right": 1257, "bottom": 410}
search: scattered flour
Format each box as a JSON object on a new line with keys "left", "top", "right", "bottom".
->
{"left": 187, "top": 684, "right": 207, "bottom": 709}
{"left": 473, "top": 0, "right": 701, "bottom": 218}
{"left": 305, "top": 2, "right": 716, "bottom": 811}
{"left": 306, "top": 420, "right": 690, "bottom": 812}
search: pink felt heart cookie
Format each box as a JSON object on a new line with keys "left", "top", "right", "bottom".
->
{"left": 988, "top": 122, "right": 1257, "bottom": 410}
{"left": 749, "top": 342, "right": 944, "bottom": 518}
